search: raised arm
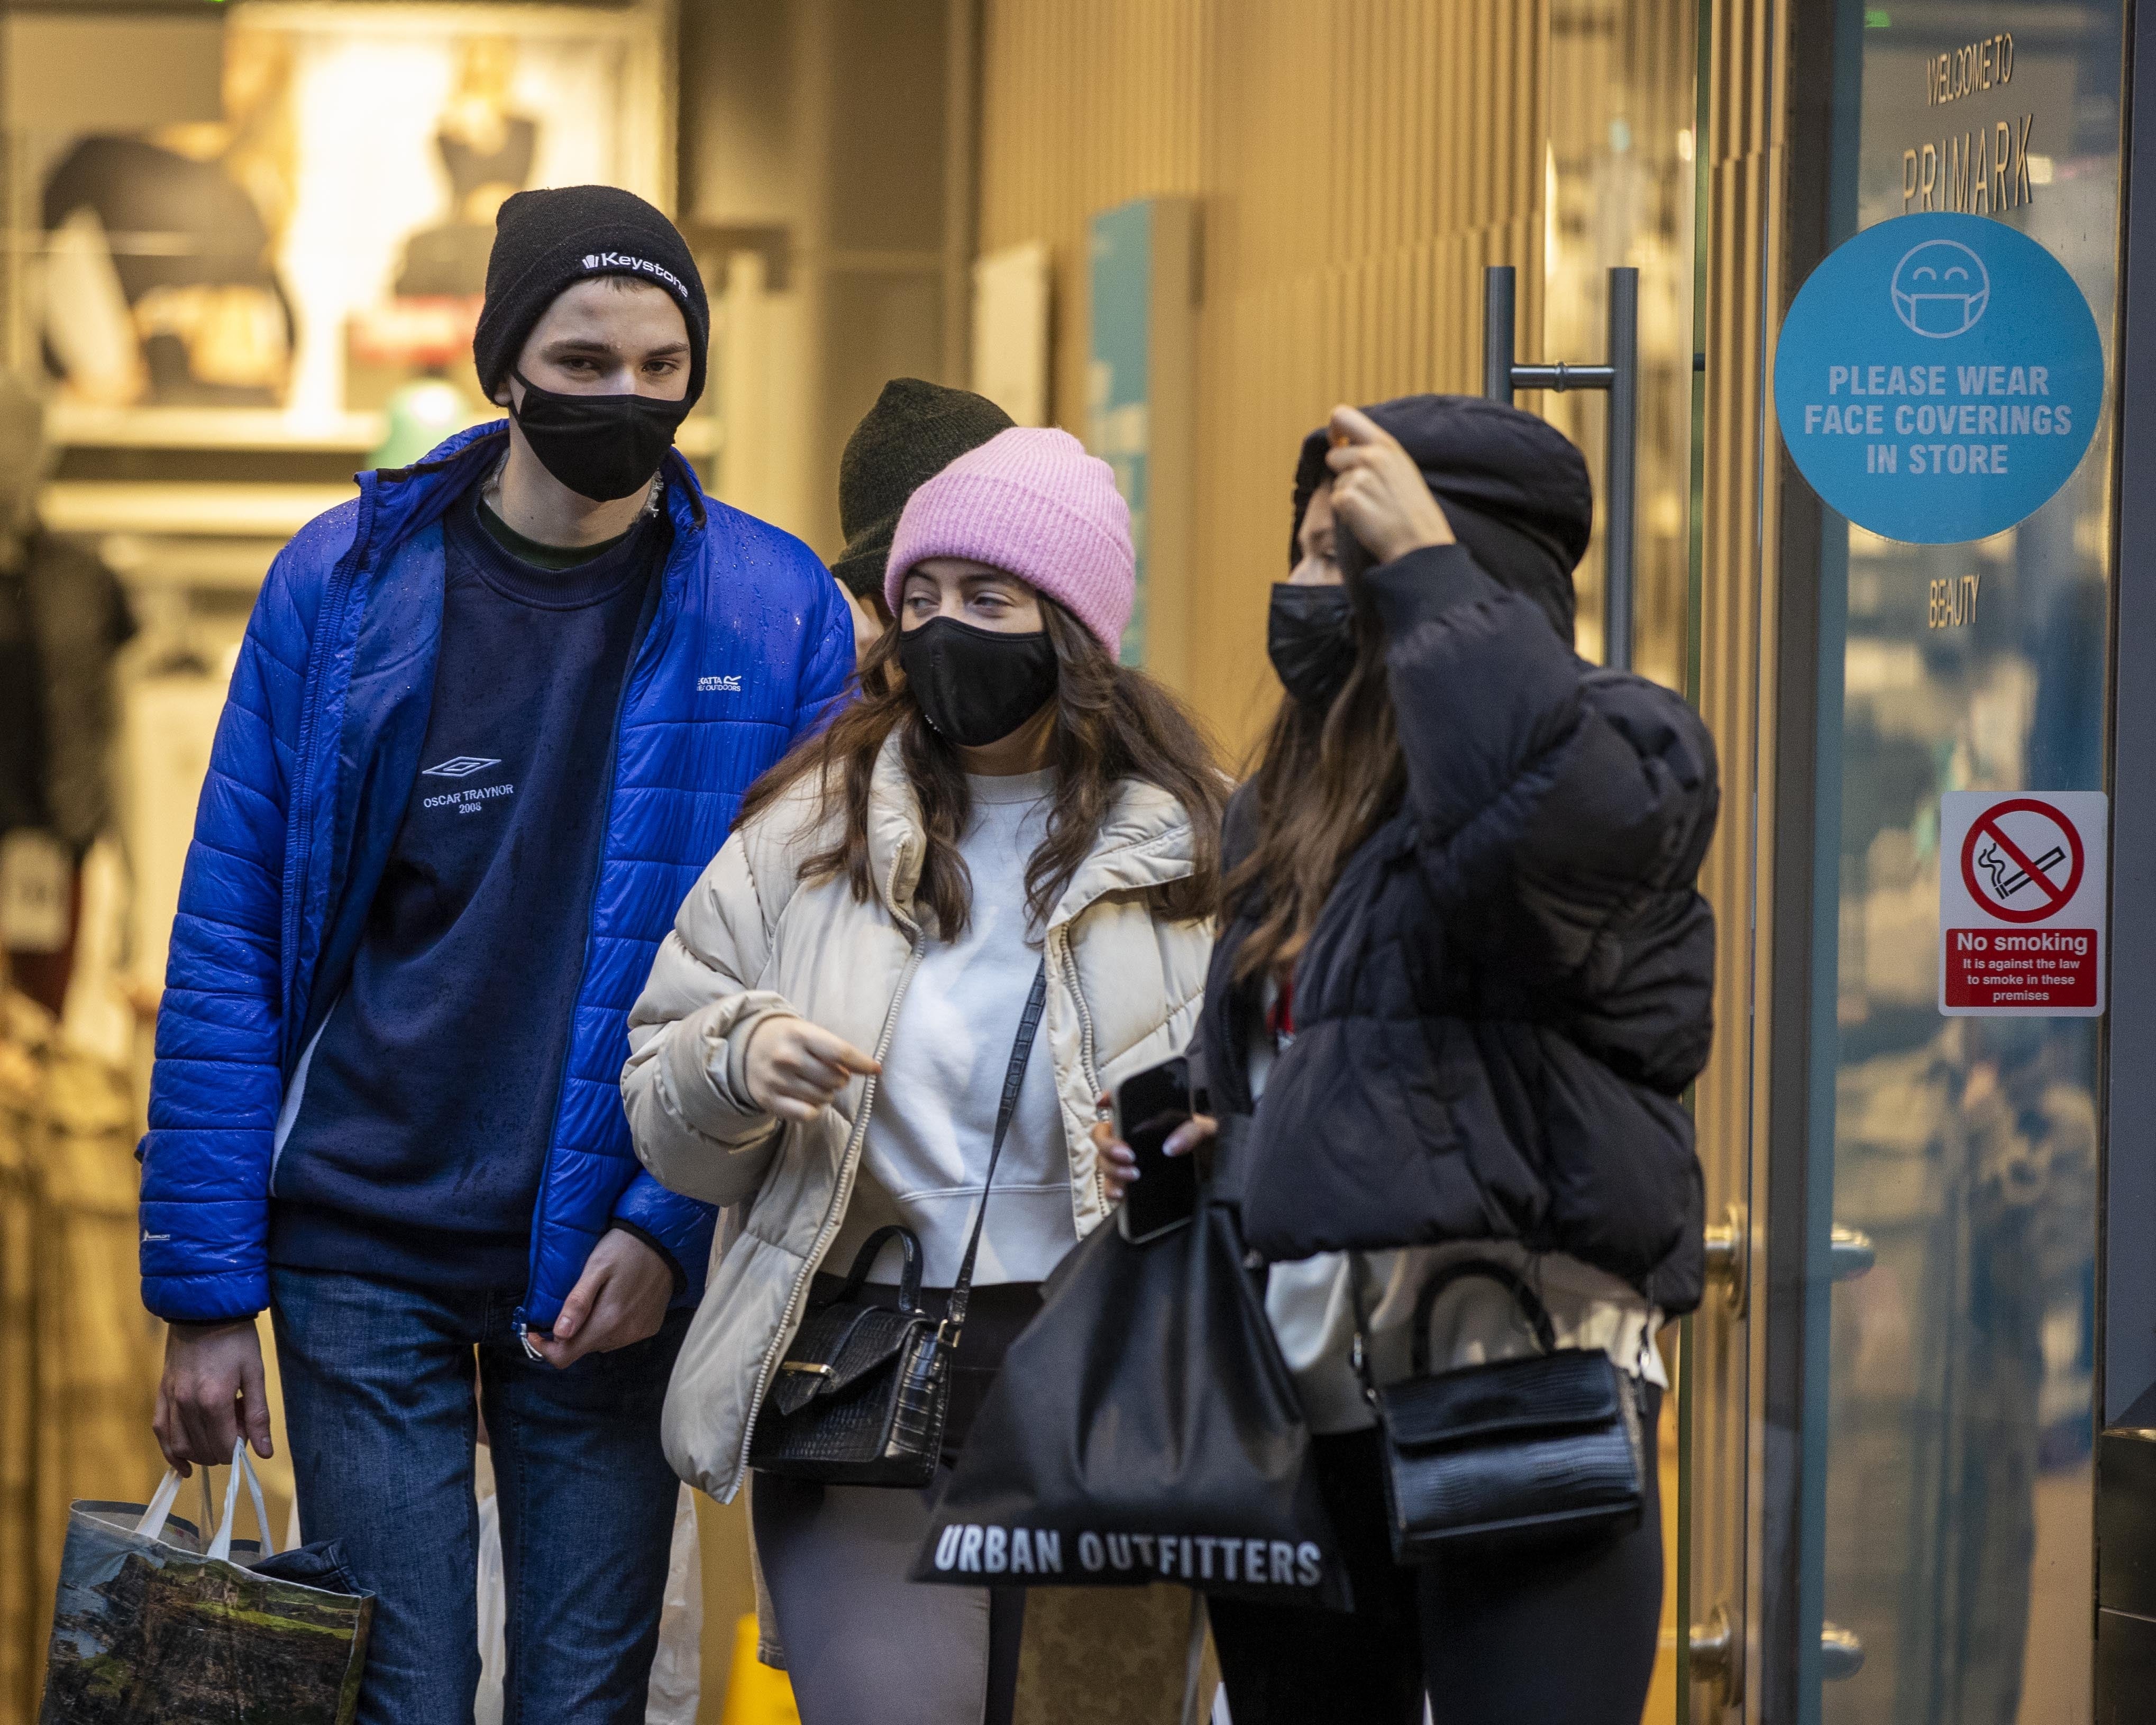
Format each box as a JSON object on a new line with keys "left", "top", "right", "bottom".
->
{"left": 1366, "top": 545, "right": 1718, "bottom": 1090}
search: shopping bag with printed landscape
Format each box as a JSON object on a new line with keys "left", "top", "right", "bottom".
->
{"left": 39, "top": 1440, "right": 373, "bottom": 1724}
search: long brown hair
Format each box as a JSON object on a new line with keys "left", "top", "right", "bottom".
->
{"left": 1225, "top": 580, "right": 1404, "bottom": 984}
{"left": 738, "top": 595, "right": 1225, "bottom": 939}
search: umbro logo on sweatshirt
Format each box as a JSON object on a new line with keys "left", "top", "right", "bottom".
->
{"left": 421, "top": 756, "right": 514, "bottom": 814}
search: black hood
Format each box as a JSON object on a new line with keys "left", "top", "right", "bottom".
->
{"left": 1291, "top": 394, "right": 1593, "bottom": 644}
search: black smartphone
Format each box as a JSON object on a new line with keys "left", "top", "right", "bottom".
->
{"left": 1114, "top": 1055, "right": 1199, "bottom": 1243}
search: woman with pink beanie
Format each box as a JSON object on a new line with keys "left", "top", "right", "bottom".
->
{"left": 624, "top": 427, "right": 1225, "bottom": 1723}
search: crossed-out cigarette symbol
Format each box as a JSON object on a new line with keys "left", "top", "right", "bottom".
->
{"left": 1960, "top": 798, "right": 2085, "bottom": 924}
{"left": 1976, "top": 839, "right": 2067, "bottom": 902}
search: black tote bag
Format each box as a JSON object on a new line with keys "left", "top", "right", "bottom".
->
{"left": 910, "top": 1129, "right": 1351, "bottom": 1610}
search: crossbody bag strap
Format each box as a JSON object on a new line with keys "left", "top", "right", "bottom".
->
{"left": 1346, "top": 1251, "right": 1380, "bottom": 1409}
{"left": 940, "top": 959, "right": 1050, "bottom": 1342}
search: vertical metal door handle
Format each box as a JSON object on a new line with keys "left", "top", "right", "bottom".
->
{"left": 1484, "top": 266, "right": 1518, "bottom": 403}
{"left": 1481, "top": 264, "right": 1640, "bottom": 670}
{"left": 1602, "top": 268, "right": 1639, "bottom": 671}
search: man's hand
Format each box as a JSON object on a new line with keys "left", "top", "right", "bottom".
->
{"left": 154, "top": 1319, "right": 272, "bottom": 1476}
{"left": 529, "top": 1228, "right": 674, "bottom": 1370}
{"left": 744, "top": 1016, "right": 881, "bottom": 1124}
{"left": 1324, "top": 404, "right": 1455, "bottom": 565}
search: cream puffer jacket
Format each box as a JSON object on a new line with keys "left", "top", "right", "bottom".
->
{"left": 622, "top": 732, "right": 1213, "bottom": 1506}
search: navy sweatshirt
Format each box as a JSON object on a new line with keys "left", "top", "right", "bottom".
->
{"left": 268, "top": 486, "right": 665, "bottom": 1291}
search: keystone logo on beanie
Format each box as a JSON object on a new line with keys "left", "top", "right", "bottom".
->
{"left": 473, "top": 186, "right": 711, "bottom": 407}
{"left": 886, "top": 428, "right": 1136, "bottom": 656}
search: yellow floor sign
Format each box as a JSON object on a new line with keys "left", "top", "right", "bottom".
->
{"left": 719, "top": 1613, "right": 800, "bottom": 1725}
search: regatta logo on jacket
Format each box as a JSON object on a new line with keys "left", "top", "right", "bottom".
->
{"left": 697, "top": 674, "right": 743, "bottom": 692}
{"left": 929, "top": 1523, "right": 1324, "bottom": 1588}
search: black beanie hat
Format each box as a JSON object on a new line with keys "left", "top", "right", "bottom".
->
{"left": 472, "top": 185, "right": 710, "bottom": 408}
{"left": 828, "top": 379, "right": 1017, "bottom": 598}
{"left": 1291, "top": 394, "right": 1593, "bottom": 643}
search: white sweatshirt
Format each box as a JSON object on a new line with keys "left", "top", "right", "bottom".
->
{"left": 826, "top": 770, "right": 1075, "bottom": 1288}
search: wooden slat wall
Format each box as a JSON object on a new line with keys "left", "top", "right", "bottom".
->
{"left": 978, "top": 0, "right": 1548, "bottom": 751}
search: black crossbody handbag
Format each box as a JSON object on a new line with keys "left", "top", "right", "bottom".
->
{"left": 1351, "top": 1257, "right": 1647, "bottom": 1558}
{"left": 748, "top": 962, "right": 1048, "bottom": 1489}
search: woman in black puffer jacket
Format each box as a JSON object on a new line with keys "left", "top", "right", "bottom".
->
{"left": 1099, "top": 397, "right": 1716, "bottom": 1723}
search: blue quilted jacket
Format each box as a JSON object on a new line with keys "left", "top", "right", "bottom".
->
{"left": 139, "top": 424, "right": 853, "bottom": 1330}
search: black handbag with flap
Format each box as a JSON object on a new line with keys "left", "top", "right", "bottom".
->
{"left": 1354, "top": 1258, "right": 1647, "bottom": 1559}
{"left": 748, "top": 963, "right": 1047, "bottom": 1489}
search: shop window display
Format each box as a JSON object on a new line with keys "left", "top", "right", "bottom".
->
{"left": 20, "top": 2, "right": 669, "bottom": 423}
{"left": 0, "top": 7, "right": 673, "bottom": 1713}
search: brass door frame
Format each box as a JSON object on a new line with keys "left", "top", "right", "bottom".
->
{"left": 1686, "top": 0, "right": 1851, "bottom": 1715}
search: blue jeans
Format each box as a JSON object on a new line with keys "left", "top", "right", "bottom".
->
{"left": 270, "top": 1267, "right": 690, "bottom": 1725}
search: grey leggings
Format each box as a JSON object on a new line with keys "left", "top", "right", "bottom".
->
{"left": 752, "top": 1465, "right": 1024, "bottom": 1725}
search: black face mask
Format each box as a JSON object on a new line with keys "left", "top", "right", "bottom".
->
{"left": 898, "top": 616, "right": 1059, "bottom": 747}
{"left": 1266, "top": 583, "right": 1357, "bottom": 711}
{"left": 509, "top": 370, "right": 693, "bottom": 501}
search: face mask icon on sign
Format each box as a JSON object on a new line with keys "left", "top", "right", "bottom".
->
{"left": 1892, "top": 239, "right": 1991, "bottom": 338}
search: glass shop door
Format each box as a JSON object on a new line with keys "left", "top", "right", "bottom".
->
{"left": 1758, "top": 3, "right": 2122, "bottom": 1721}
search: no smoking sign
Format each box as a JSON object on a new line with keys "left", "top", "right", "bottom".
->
{"left": 1939, "top": 791, "right": 2107, "bottom": 1016}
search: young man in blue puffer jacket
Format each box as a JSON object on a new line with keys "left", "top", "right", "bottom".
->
{"left": 140, "top": 186, "right": 852, "bottom": 1723}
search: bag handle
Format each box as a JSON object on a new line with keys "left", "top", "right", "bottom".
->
{"left": 133, "top": 1441, "right": 278, "bottom": 1560}
{"left": 1407, "top": 1261, "right": 1557, "bottom": 1372}
{"left": 131, "top": 1467, "right": 218, "bottom": 1545}
{"left": 940, "top": 960, "right": 1049, "bottom": 1343}
{"left": 1347, "top": 1255, "right": 1560, "bottom": 1397}
{"left": 207, "top": 1440, "right": 277, "bottom": 1563}
{"left": 132, "top": 1470, "right": 186, "bottom": 1542}
{"left": 832, "top": 1225, "right": 925, "bottom": 1312}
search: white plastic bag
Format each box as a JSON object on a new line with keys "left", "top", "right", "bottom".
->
{"left": 474, "top": 1491, "right": 507, "bottom": 1725}
{"left": 645, "top": 1486, "right": 704, "bottom": 1724}
{"left": 473, "top": 1480, "right": 700, "bottom": 1724}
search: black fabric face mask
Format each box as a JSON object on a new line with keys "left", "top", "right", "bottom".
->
{"left": 898, "top": 616, "right": 1059, "bottom": 747}
{"left": 1266, "top": 583, "right": 1358, "bottom": 711}
{"left": 509, "top": 370, "right": 693, "bottom": 501}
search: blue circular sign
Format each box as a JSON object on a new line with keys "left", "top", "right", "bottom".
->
{"left": 1774, "top": 213, "right": 2103, "bottom": 545}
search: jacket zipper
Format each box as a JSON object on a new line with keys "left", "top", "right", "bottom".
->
{"left": 515, "top": 556, "right": 671, "bottom": 1354}
{"left": 1054, "top": 928, "right": 1109, "bottom": 1212}
{"left": 731, "top": 853, "right": 925, "bottom": 1484}
{"left": 729, "top": 826, "right": 1192, "bottom": 1483}
{"left": 278, "top": 489, "right": 377, "bottom": 1069}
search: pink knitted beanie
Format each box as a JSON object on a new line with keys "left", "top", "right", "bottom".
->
{"left": 885, "top": 427, "right": 1136, "bottom": 655}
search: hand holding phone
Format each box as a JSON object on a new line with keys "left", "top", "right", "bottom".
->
{"left": 1112, "top": 1056, "right": 1201, "bottom": 1243}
